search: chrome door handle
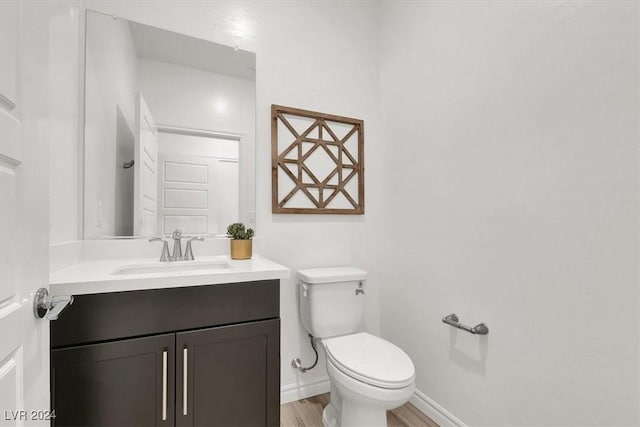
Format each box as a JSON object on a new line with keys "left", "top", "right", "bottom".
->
{"left": 33, "top": 288, "right": 74, "bottom": 320}
{"left": 183, "top": 347, "right": 188, "bottom": 415}
{"left": 162, "top": 350, "right": 168, "bottom": 421}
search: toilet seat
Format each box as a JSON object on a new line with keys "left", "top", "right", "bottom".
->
{"left": 323, "top": 333, "right": 415, "bottom": 389}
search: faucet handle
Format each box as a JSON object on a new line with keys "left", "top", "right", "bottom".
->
{"left": 149, "top": 237, "right": 171, "bottom": 262}
{"left": 184, "top": 236, "right": 205, "bottom": 261}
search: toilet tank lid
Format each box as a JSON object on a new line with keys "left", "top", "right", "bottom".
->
{"left": 297, "top": 267, "right": 367, "bottom": 284}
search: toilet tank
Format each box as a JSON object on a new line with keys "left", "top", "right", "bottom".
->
{"left": 297, "top": 267, "right": 368, "bottom": 339}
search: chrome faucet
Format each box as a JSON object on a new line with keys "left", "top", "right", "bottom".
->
{"left": 170, "top": 229, "right": 183, "bottom": 261}
{"left": 185, "top": 236, "right": 204, "bottom": 261}
{"left": 150, "top": 230, "right": 204, "bottom": 262}
{"left": 149, "top": 237, "right": 171, "bottom": 262}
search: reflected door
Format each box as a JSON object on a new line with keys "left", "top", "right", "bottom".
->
{"left": 134, "top": 93, "right": 159, "bottom": 236}
{"left": 158, "top": 153, "right": 238, "bottom": 236}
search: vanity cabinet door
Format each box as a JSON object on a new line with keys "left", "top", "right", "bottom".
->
{"left": 176, "top": 319, "right": 280, "bottom": 427}
{"left": 51, "top": 333, "right": 175, "bottom": 427}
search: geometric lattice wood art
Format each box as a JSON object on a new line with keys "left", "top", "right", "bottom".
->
{"left": 271, "top": 105, "right": 364, "bottom": 214}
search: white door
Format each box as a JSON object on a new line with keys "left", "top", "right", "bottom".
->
{"left": 215, "top": 159, "right": 239, "bottom": 234}
{"left": 157, "top": 153, "right": 240, "bottom": 236}
{"left": 134, "top": 93, "right": 159, "bottom": 237}
{"left": 158, "top": 154, "right": 219, "bottom": 236}
{"left": 1, "top": 1, "right": 56, "bottom": 424}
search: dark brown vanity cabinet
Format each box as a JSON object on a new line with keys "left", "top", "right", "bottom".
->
{"left": 51, "top": 334, "right": 176, "bottom": 427}
{"left": 50, "top": 280, "right": 280, "bottom": 427}
{"left": 176, "top": 321, "right": 279, "bottom": 427}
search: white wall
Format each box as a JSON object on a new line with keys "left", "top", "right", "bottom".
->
{"left": 84, "top": 11, "right": 138, "bottom": 237}
{"left": 378, "top": 1, "right": 639, "bottom": 425}
{"left": 47, "top": 2, "right": 640, "bottom": 423}
{"left": 138, "top": 58, "right": 254, "bottom": 136}
{"left": 49, "top": 9, "right": 80, "bottom": 244}
{"left": 83, "top": 0, "right": 382, "bottom": 399}
{"left": 137, "top": 58, "right": 255, "bottom": 224}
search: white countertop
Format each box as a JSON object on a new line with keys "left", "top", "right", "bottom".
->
{"left": 50, "top": 255, "right": 290, "bottom": 296}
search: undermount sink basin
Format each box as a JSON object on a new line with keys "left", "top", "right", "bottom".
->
{"left": 112, "top": 260, "right": 230, "bottom": 276}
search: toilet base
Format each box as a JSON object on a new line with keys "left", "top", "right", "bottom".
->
{"left": 322, "top": 384, "right": 341, "bottom": 427}
{"left": 322, "top": 385, "right": 388, "bottom": 427}
{"left": 322, "top": 402, "right": 339, "bottom": 427}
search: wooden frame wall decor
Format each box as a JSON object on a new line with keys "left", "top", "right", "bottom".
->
{"left": 271, "top": 105, "right": 364, "bottom": 214}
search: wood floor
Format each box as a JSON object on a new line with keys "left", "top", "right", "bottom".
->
{"left": 281, "top": 393, "right": 438, "bottom": 427}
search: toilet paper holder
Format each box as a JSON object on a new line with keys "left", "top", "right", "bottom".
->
{"left": 442, "top": 313, "right": 489, "bottom": 335}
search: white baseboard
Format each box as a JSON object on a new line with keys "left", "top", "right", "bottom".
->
{"left": 281, "top": 380, "right": 465, "bottom": 427}
{"left": 410, "top": 388, "right": 466, "bottom": 427}
{"left": 281, "top": 378, "right": 331, "bottom": 404}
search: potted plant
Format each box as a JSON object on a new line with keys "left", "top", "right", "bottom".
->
{"left": 226, "top": 223, "right": 255, "bottom": 260}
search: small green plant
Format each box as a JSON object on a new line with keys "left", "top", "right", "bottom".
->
{"left": 226, "top": 223, "right": 255, "bottom": 240}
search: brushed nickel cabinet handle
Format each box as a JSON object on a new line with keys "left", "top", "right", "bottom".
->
{"left": 183, "top": 347, "right": 188, "bottom": 415}
{"left": 162, "top": 350, "right": 167, "bottom": 421}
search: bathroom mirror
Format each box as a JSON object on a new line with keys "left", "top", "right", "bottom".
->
{"left": 83, "top": 10, "right": 256, "bottom": 238}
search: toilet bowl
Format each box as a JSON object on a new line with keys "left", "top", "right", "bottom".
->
{"left": 297, "top": 266, "right": 415, "bottom": 427}
{"left": 321, "top": 333, "right": 415, "bottom": 427}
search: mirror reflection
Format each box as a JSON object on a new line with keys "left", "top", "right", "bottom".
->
{"left": 83, "top": 10, "right": 256, "bottom": 238}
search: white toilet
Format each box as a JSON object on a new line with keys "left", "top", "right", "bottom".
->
{"left": 297, "top": 267, "right": 415, "bottom": 427}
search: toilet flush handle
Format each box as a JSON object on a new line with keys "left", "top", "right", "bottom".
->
{"left": 355, "top": 281, "right": 365, "bottom": 295}
{"left": 301, "top": 284, "right": 309, "bottom": 297}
